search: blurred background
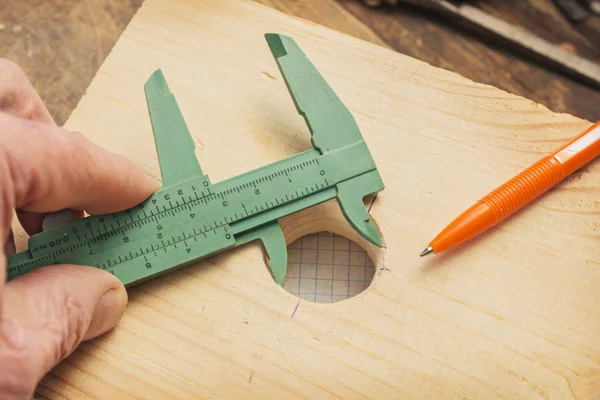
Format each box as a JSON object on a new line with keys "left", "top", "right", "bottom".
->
{"left": 1, "top": 0, "right": 598, "bottom": 125}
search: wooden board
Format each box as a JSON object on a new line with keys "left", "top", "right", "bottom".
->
{"left": 21, "top": 0, "right": 600, "bottom": 398}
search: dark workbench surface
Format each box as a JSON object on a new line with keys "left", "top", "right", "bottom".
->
{"left": 2, "top": 0, "right": 599, "bottom": 125}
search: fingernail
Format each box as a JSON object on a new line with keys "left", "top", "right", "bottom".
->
{"left": 151, "top": 177, "right": 161, "bottom": 191}
{"left": 84, "top": 287, "right": 128, "bottom": 341}
{"left": 142, "top": 174, "right": 161, "bottom": 194}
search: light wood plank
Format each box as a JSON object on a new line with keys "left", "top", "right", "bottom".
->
{"left": 23, "top": 0, "right": 600, "bottom": 398}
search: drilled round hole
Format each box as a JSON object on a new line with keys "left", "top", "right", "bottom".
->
{"left": 282, "top": 231, "right": 375, "bottom": 303}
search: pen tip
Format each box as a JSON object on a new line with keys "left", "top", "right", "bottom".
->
{"left": 420, "top": 246, "right": 434, "bottom": 257}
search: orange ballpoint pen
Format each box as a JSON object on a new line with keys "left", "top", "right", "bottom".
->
{"left": 421, "top": 120, "right": 600, "bottom": 257}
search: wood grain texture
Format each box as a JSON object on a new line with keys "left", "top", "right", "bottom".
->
{"left": 15, "top": 0, "right": 600, "bottom": 398}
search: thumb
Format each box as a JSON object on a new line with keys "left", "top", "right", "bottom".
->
{"left": 0, "top": 264, "right": 127, "bottom": 399}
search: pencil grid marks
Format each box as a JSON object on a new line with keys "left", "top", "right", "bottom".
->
{"left": 283, "top": 232, "right": 374, "bottom": 303}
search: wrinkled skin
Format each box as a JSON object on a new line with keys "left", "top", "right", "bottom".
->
{"left": 0, "top": 59, "right": 158, "bottom": 399}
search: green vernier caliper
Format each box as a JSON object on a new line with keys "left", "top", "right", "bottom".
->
{"left": 6, "top": 34, "right": 384, "bottom": 287}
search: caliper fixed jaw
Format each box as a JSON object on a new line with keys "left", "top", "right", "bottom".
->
{"left": 265, "top": 33, "right": 384, "bottom": 249}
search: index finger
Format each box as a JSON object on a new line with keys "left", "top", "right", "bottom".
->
{"left": 0, "top": 111, "right": 159, "bottom": 217}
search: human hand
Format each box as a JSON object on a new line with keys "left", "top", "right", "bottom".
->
{"left": 0, "top": 60, "right": 159, "bottom": 399}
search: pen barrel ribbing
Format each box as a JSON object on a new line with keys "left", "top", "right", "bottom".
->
{"left": 480, "top": 157, "right": 564, "bottom": 223}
